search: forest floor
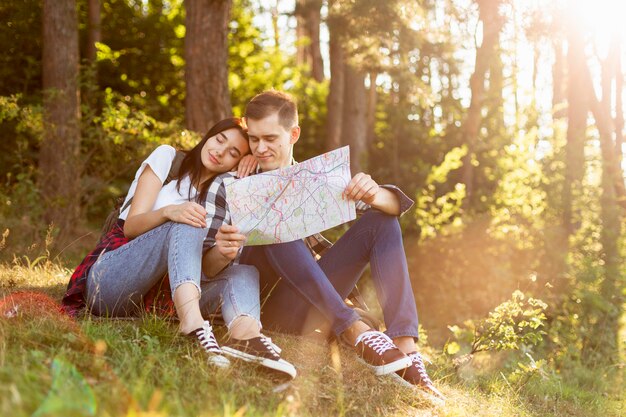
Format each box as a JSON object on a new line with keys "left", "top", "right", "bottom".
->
{"left": 0, "top": 259, "right": 624, "bottom": 417}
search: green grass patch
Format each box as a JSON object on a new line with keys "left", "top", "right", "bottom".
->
{"left": 0, "top": 261, "right": 624, "bottom": 416}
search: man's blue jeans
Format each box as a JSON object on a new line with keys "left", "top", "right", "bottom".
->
{"left": 240, "top": 210, "right": 420, "bottom": 340}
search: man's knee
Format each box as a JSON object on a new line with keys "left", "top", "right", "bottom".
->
{"left": 361, "top": 210, "right": 401, "bottom": 232}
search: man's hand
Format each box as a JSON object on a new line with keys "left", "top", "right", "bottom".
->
{"left": 215, "top": 224, "right": 246, "bottom": 261}
{"left": 343, "top": 172, "right": 380, "bottom": 205}
{"left": 236, "top": 155, "right": 258, "bottom": 178}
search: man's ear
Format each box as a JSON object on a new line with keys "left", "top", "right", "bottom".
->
{"left": 289, "top": 126, "right": 301, "bottom": 145}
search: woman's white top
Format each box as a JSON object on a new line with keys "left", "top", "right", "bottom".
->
{"left": 119, "top": 145, "right": 199, "bottom": 220}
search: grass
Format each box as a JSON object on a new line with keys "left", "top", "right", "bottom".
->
{"left": 1, "top": 259, "right": 624, "bottom": 417}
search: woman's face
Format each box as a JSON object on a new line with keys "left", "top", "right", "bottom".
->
{"left": 200, "top": 128, "right": 250, "bottom": 174}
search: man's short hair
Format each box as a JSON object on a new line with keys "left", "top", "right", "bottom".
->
{"left": 245, "top": 90, "right": 298, "bottom": 130}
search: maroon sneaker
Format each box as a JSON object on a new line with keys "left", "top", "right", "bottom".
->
{"left": 354, "top": 330, "right": 412, "bottom": 375}
{"left": 391, "top": 352, "right": 445, "bottom": 402}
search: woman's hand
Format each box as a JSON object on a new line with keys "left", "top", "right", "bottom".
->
{"left": 236, "top": 154, "right": 258, "bottom": 178}
{"left": 163, "top": 202, "right": 207, "bottom": 228}
{"left": 215, "top": 224, "right": 246, "bottom": 260}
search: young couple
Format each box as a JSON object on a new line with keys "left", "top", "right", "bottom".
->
{"left": 62, "top": 90, "right": 443, "bottom": 400}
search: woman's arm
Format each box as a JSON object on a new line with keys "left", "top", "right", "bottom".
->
{"left": 236, "top": 154, "right": 258, "bottom": 178}
{"left": 123, "top": 166, "right": 207, "bottom": 238}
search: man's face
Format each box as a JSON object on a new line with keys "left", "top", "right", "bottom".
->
{"left": 246, "top": 112, "right": 300, "bottom": 171}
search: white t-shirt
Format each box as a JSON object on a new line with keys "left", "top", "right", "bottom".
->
{"left": 119, "top": 145, "right": 199, "bottom": 220}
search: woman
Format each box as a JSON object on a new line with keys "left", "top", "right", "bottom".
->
{"left": 62, "top": 117, "right": 295, "bottom": 377}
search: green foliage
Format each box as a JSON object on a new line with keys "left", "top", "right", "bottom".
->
{"left": 0, "top": 0, "right": 42, "bottom": 97}
{"left": 415, "top": 146, "right": 467, "bottom": 240}
{"left": 91, "top": 0, "right": 186, "bottom": 120}
{"left": 0, "top": 95, "right": 46, "bottom": 256}
{"left": 80, "top": 88, "right": 194, "bottom": 223}
{"left": 488, "top": 128, "right": 547, "bottom": 249}
{"left": 446, "top": 290, "right": 547, "bottom": 356}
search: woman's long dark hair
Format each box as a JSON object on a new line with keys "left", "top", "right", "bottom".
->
{"left": 175, "top": 117, "right": 248, "bottom": 204}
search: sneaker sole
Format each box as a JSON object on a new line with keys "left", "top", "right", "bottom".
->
{"left": 208, "top": 354, "right": 231, "bottom": 369}
{"left": 221, "top": 347, "right": 297, "bottom": 379}
{"left": 388, "top": 373, "right": 446, "bottom": 404}
{"left": 358, "top": 355, "right": 413, "bottom": 376}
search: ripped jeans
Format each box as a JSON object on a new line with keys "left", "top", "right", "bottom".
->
{"left": 86, "top": 222, "right": 260, "bottom": 329}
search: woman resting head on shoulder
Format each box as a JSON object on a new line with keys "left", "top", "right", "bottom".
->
{"left": 123, "top": 117, "right": 254, "bottom": 238}
{"left": 62, "top": 117, "right": 296, "bottom": 378}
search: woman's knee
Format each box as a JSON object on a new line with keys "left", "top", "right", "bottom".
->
{"left": 170, "top": 222, "right": 209, "bottom": 239}
{"left": 227, "top": 265, "right": 260, "bottom": 287}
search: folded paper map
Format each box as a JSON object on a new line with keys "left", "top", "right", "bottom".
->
{"left": 224, "top": 146, "right": 356, "bottom": 245}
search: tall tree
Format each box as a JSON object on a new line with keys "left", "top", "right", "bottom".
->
{"left": 460, "top": 0, "right": 505, "bottom": 208}
{"left": 325, "top": 3, "right": 344, "bottom": 151}
{"left": 580, "top": 37, "right": 624, "bottom": 360}
{"left": 184, "top": 0, "right": 232, "bottom": 133}
{"left": 40, "top": 0, "right": 81, "bottom": 242}
{"left": 86, "top": 0, "right": 101, "bottom": 64}
{"left": 342, "top": 64, "right": 367, "bottom": 173}
{"left": 552, "top": 14, "right": 589, "bottom": 296}
{"left": 615, "top": 42, "right": 624, "bottom": 176}
{"left": 366, "top": 72, "right": 378, "bottom": 151}
{"left": 295, "top": 0, "right": 324, "bottom": 82}
{"left": 552, "top": 38, "right": 566, "bottom": 119}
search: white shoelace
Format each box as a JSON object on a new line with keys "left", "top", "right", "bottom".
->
{"left": 197, "top": 322, "right": 222, "bottom": 354}
{"left": 260, "top": 335, "right": 281, "bottom": 357}
{"left": 409, "top": 352, "right": 433, "bottom": 384}
{"left": 355, "top": 331, "right": 396, "bottom": 355}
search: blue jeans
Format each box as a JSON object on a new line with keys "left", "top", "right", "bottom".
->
{"left": 86, "top": 222, "right": 260, "bottom": 328}
{"left": 240, "top": 210, "right": 420, "bottom": 340}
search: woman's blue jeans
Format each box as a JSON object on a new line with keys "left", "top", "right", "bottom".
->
{"left": 240, "top": 210, "right": 420, "bottom": 340}
{"left": 86, "top": 222, "right": 260, "bottom": 328}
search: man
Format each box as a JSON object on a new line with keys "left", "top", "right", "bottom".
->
{"left": 208, "top": 90, "right": 443, "bottom": 400}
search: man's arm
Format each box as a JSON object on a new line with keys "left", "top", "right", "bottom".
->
{"left": 367, "top": 187, "right": 401, "bottom": 215}
{"left": 344, "top": 172, "right": 414, "bottom": 216}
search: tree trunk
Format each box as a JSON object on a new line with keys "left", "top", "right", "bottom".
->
{"left": 271, "top": 0, "right": 280, "bottom": 48}
{"left": 184, "top": 0, "right": 232, "bottom": 134}
{"left": 86, "top": 0, "right": 101, "bottom": 64}
{"left": 40, "top": 0, "right": 81, "bottom": 242}
{"left": 326, "top": 11, "right": 344, "bottom": 151}
{"left": 84, "top": 0, "right": 101, "bottom": 108}
{"left": 366, "top": 72, "right": 378, "bottom": 150}
{"left": 342, "top": 64, "right": 367, "bottom": 174}
{"left": 552, "top": 38, "right": 566, "bottom": 119}
{"left": 460, "top": 0, "right": 504, "bottom": 208}
{"left": 584, "top": 37, "right": 623, "bottom": 361}
{"left": 615, "top": 41, "right": 624, "bottom": 177}
{"left": 295, "top": 0, "right": 324, "bottom": 82}
{"left": 562, "top": 25, "right": 588, "bottom": 237}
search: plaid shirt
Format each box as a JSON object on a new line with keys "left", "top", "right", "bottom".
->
{"left": 61, "top": 171, "right": 235, "bottom": 317}
{"left": 233, "top": 161, "right": 415, "bottom": 261}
